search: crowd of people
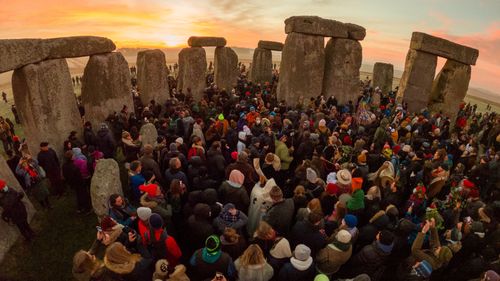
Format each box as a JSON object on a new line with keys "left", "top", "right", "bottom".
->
{"left": 0, "top": 66, "right": 499, "bottom": 281}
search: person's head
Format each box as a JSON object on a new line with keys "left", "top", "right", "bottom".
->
{"left": 40, "top": 142, "right": 49, "bottom": 151}
{"left": 343, "top": 214, "right": 358, "bottom": 228}
{"left": 129, "top": 161, "right": 141, "bottom": 173}
{"left": 293, "top": 185, "right": 306, "bottom": 198}
{"left": 377, "top": 230, "right": 395, "bottom": 246}
{"left": 239, "top": 244, "right": 265, "bottom": 267}
{"left": 143, "top": 144, "right": 154, "bottom": 156}
{"left": 307, "top": 211, "right": 323, "bottom": 225}
{"left": 72, "top": 250, "right": 101, "bottom": 274}
{"left": 104, "top": 242, "right": 141, "bottom": 273}
{"left": 149, "top": 213, "right": 163, "bottom": 230}
{"left": 170, "top": 179, "right": 185, "bottom": 196}
{"left": 136, "top": 207, "right": 152, "bottom": 222}
{"left": 223, "top": 227, "right": 240, "bottom": 243}
{"left": 109, "top": 194, "right": 124, "bottom": 207}
{"left": 169, "top": 157, "right": 181, "bottom": 170}
{"left": 255, "top": 221, "right": 275, "bottom": 240}
{"left": 65, "top": 150, "right": 74, "bottom": 161}
{"left": 192, "top": 135, "right": 202, "bottom": 145}
{"left": 307, "top": 198, "right": 322, "bottom": 213}
{"left": 223, "top": 203, "right": 238, "bottom": 216}
{"left": 269, "top": 186, "right": 283, "bottom": 203}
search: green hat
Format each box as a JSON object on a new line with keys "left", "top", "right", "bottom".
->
{"left": 314, "top": 274, "right": 329, "bottom": 281}
{"left": 218, "top": 114, "right": 224, "bottom": 121}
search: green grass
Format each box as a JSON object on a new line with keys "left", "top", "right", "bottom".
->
{"left": 0, "top": 189, "right": 98, "bottom": 281}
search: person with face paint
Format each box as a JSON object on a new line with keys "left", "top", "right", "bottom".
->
{"left": 0, "top": 179, "right": 34, "bottom": 241}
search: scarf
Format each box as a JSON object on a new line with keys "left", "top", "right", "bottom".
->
{"left": 331, "top": 239, "right": 351, "bottom": 252}
{"left": 220, "top": 210, "right": 239, "bottom": 223}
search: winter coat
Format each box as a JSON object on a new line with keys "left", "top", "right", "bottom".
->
{"left": 189, "top": 249, "right": 235, "bottom": 281}
{"left": 104, "top": 256, "right": 153, "bottom": 281}
{"left": 234, "top": 260, "right": 273, "bottom": 281}
{"left": 347, "top": 241, "right": 393, "bottom": 280}
{"left": 411, "top": 229, "right": 451, "bottom": 270}
{"left": 347, "top": 189, "right": 365, "bottom": 211}
{"left": 289, "top": 220, "right": 327, "bottom": 257}
{"left": 247, "top": 179, "right": 275, "bottom": 236}
{"left": 37, "top": 148, "right": 60, "bottom": 179}
{"left": 0, "top": 188, "right": 28, "bottom": 224}
{"left": 316, "top": 243, "right": 352, "bottom": 275}
{"left": 278, "top": 260, "right": 316, "bottom": 281}
{"left": 109, "top": 202, "right": 136, "bottom": 228}
{"left": 263, "top": 198, "right": 295, "bottom": 236}
{"left": 226, "top": 161, "right": 258, "bottom": 189}
{"left": 218, "top": 181, "right": 250, "bottom": 213}
{"left": 164, "top": 169, "right": 188, "bottom": 190}
{"left": 186, "top": 204, "right": 215, "bottom": 252}
{"left": 96, "top": 128, "right": 116, "bottom": 158}
{"left": 274, "top": 140, "right": 293, "bottom": 170}
{"left": 221, "top": 235, "right": 247, "bottom": 261}
{"left": 213, "top": 210, "right": 248, "bottom": 234}
{"left": 140, "top": 154, "right": 163, "bottom": 183}
{"left": 207, "top": 148, "right": 226, "bottom": 182}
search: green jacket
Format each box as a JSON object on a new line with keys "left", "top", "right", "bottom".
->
{"left": 347, "top": 189, "right": 365, "bottom": 211}
{"left": 275, "top": 140, "right": 293, "bottom": 170}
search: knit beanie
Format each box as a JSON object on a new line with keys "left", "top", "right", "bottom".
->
{"left": 314, "top": 274, "right": 329, "bottom": 281}
{"left": 438, "top": 246, "right": 453, "bottom": 265}
{"left": 343, "top": 214, "right": 358, "bottom": 228}
{"left": 293, "top": 244, "right": 311, "bottom": 261}
{"left": 269, "top": 238, "right": 292, "bottom": 259}
{"left": 205, "top": 235, "right": 221, "bottom": 254}
{"left": 332, "top": 230, "right": 352, "bottom": 252}
{"left": 137, "top": 207, "right": 152, "bottom": 221}
{"left": 100, "top": 216, "right": 117, "bottom": 232}
{"left": 306, "top": 168, "right": 318, "bottom": 184}
{"left": 326, "top": 183, "right": 339, "bottom": 196}
{"left": 154, "top": 259, "right": 169, "bottom": 278}
{"left": 149, "top": 213, "right": 163, "bottom": 229}
{"left": 228, "top": 169, "right": 245, "bottom": 187}
{"left": 414, "top": 260, "right": 433, "bottom": 278}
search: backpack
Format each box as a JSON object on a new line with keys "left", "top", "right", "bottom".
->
{"left": 145, "top": 227, "right": 169, "bottom": 261}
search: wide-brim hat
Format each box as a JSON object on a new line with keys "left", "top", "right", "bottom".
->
{"left": 337, "top": 169, "right": 352, "bottom": 186}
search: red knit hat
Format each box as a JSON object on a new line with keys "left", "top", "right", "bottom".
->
{"left": 468, "top": 188, "right": 480, "bottom": 199}
{"left": 0, "top": 179, "right": 6, "bottom": 189}
{"left": 393, "top": 145, "right": 401, "bottom": 155}
{"left": 231, "top": 151, "right": 238, "bottom": 161}
{"left": 463, "top": 179, "right": 475, "bottom": 189}
{"left": 326, "top": 183, "right": 339, "bottom": 195}
{"left": 100, "top": 216, "right": 116, "bottom": 232}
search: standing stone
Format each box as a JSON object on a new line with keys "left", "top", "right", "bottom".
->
{"left": 345, "top": 23, "right": 366, "bottom": 40}
{"left": 278, "top": 32, "right": 325, "bottom": 103}
{"left": 12, "top": 59, "right": 82, "bottom": 158}
{"left": 285, "top": 16, "right": 348, "bottom": 38}
{"left": 372, "top": 63, "right": 394, "bottom": 95}
{"left": 136, "top": 49, "right": 168, "bottom": 105}
{"left": 81, "top": 52, "right": 133, "bottom": 128}
{"left": 0, "top": 158, "right": 35, "bottom": 264}
{"left": 410, "top": 32, "right": 479, "bottom": 65}
{"left": 44, "top": 36, "right": 116, "bottom": 59}
{"left": 90, "top": 159, "right": 123, "bottom": 218}
{"left": 258, "top": 40, "right": 284, "bottom": 51}
{"left": 322, "top": 38, "right": 362, "bottom": 105}
{"left": 397, "top": 49, "right": 437, "bottom": 113}
{"left": 429, "top": 59, "right": 471, "bottom": 121}
{"left": 0, "top": 39, "right": 47, "bottom": 73}
{"left": 188, "top": 37, "right": 226, "bottom": 47}
{"left": 139, "top": 123, "right": 158, "bottom": 148}
{"left": 214, "top": 47, "right": 239, "bottom": 91}
{"left": 250, "top": 48, "right": 273, "bottom": 84}
{"left": 177, "top": 47, "right": 207, "bottom": 100}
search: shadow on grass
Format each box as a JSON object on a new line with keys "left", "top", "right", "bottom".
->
{"left": 0, "top": 189, "right": 98, "bottom": 281}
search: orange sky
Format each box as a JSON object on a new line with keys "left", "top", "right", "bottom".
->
{"left": 1, "top": 0, "right": 499, "bottom": 94}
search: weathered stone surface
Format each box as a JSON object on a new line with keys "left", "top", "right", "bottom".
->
{"left": 410, "top": 32, "right": 479, "bottom": 65}
{"left": 0, "top": 158, "right": 35, "bottom": 264}
{"left": 285, "top": 16, "right": 348, "bottom": 38}
{"left": 81, "top": 52, "right": 133, "bottom": 128}
{"left": 139, "top": 123, "right": 158, "bottom": 148}
{"left": 44, "top": 36, "right": 116, "bottom": 59}
{"left": 0, "top": 37, "right": 116, "bottom": 73}
{"left": 137, "top": 49, "right": 168, "bottom": 105}
{"left": 322, "top": 38, "right": 362, "bottom": 104}
{"left": 278, "top": 32, "right": 325, "bottom": 102}
{"left": 188, "top": 36, "right": 226, "bottom": 47}
{"left": 177, "top": 47, "right": 207, "bottom": 100}
{"left": 257, "top": 40, "right": 284, "bottom": 51}
{"left": 90, "top": 159, "right": 123, "bottom": 218}
{"left": 345, "top": 23, "right": 366, "bottom": 40}
{"left": 214, "top": 47, "right": 239, "bottom": 91}
{"left": 372, "top": 62, "right": 394, "bottom": 95}
{"left": 250, "top": 48, "right": 273, "bottom": 84}
{"left": 397, "top": 49, "right": 437, "bottom": 113}
{"left": 12, "top": 59, "right": 82, "bottom": 158}
{"left": 429, "top": 59, "right": 471, "bottom": 121}
{"left": 0, "top": 39, "right": 47, "bottom": 73}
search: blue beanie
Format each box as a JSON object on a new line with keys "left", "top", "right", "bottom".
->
{"left": 344, "top": 214, "right": 358, "bottom": 228}
{"left": 149, "top": 213, "right": 163, "bottom": 229}
{"left": 414, "top": 260, "right": 432, "bottom": 278}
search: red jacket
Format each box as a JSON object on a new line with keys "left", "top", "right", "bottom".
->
{"left": 144, "top": 228, "right": 182, "bottom": 266}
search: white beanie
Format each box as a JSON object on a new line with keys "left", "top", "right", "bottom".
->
{"left": 336, "top": 229, "right": 352, "bottom": 244}
{"left": 137, "top": 207, "right": 152, "bottom": 221}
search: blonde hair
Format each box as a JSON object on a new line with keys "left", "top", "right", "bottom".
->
{"left": 307, "top": 198, "right": 322, "bottom": 213}
{"left": 293, "top": 185, "right": 306, "bottom": 197}
{"left": 104, "top": 242, "right": 142, "bottom": 274}
{"left": 223, "top": 227, "right": 240, "bottom": 243}
{"left": 239, "top": 244, "right": 265, "bottom": 267}
{"left": 72, "top": 250, "right": 102, "bottom": 275}
{"left": 254, "top": 221, "right": 274, "bottom": 240}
